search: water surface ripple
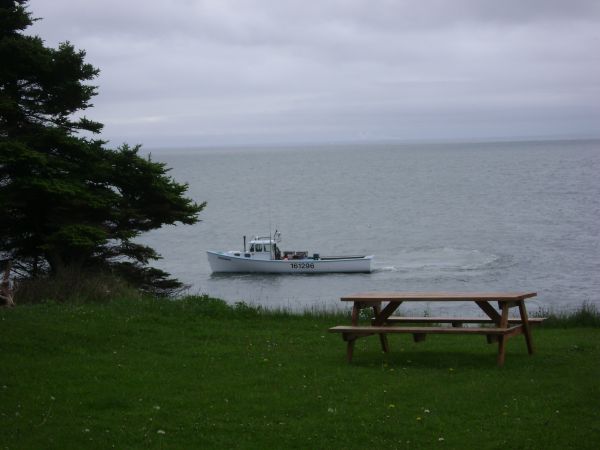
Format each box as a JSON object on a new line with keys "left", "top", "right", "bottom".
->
{"left": 139, "top": 140, "right": 600, "bottom": 315}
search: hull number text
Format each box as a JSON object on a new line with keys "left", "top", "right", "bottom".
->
{"left": 290, "top": 263, "right": 315, "bottom": 269}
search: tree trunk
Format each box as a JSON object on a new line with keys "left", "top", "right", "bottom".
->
{"left": 1, "top": 260, "right": 15, "bottom": 307}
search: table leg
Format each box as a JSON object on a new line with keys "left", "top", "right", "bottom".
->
{"left": 351, "top": 302, "right": 362, "bottom": 325}
{"left": 372, "top": 303, "right": 390, "bottom": 353}
{"left": 518, "top": 300, "right": 535, "bottom": 355}
{"left": 372, "top": 301, "right": 403, "bottom": 325}
{"left": 476, "top": 300, "right": 502, "bottom": 324}
{"left": 346, "top": 338, "right": 355, "bottom": 362}
{"left": 476, "top": 300, "right": 501, "bottom": 344}
{"left": 345, "top": 301, "right": 402, "bottom": 362}
{"left": 497, "top": 302, "right": 510, "bottom": 367}
{"left": 374, "top": 301, "right": 402, "bottom": 349}
{"left": 345, "top": 302, "right": 363, "bottom": 362}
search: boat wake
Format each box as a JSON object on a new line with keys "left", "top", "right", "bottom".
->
{"left": 373, "top": 247, "right": 513, "bottom": 274}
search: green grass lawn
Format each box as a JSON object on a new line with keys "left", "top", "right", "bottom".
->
{"left": 1, "top": 297, "right": 599, "bottom": 449}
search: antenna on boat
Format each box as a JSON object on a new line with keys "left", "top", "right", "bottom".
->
{"left": 243, "top": 235, "right": 246, "bottom": 252}
{"left": 268, "top": 177, "right": 273, "bottom": 260}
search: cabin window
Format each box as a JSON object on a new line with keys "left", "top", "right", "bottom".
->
{"left": 249, "top": 244, "right": 255, "bottom": 252}
{"left": 255, "top": 243, "right": 263, "bottom": 252}
{"left": 264, "top": 244, "right": 271, "bottom": 252}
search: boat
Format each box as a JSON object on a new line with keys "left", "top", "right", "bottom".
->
{"left": 207, "top": 231, "right": 373, "bottom": 273}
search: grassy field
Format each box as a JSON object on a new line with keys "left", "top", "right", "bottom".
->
{"left": 1, "top": 296, "right": 599, "bottom": 449}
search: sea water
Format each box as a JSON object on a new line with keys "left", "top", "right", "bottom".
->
{"left": 138, "top": 139, "right": 600, "bottom": 315}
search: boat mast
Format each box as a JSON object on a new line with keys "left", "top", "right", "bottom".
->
{"left": 268, "top": 183, "right": 273, "bottom": 260}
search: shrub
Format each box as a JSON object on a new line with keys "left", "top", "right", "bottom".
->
{"left": 538, "top": 301, "right": 600, "bottom": 328}
{"left": 14, "top": 268, "right": 140, "bottom": 304}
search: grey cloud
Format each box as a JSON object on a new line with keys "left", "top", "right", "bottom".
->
{"left": 26, "top": 0, "right": 600, "bottom": 147}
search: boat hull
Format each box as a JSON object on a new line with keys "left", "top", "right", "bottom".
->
{"left": 207, "top": 251, "right": 373, "bottom": 273}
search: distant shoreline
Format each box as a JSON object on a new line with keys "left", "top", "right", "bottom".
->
{"left": 137, "top": 136, "right": 600, "bottom": 154}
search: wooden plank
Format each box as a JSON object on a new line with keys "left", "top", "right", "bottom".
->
{"left": 349, "top": 301, "right": 391, "bottom": 352}
{"left": 381, "top": 317, "right": 546, "bottom": 324}
{"left": 372, "top": 303, "right": 390, "bottom": 353}
{"left": 372, "top": 301, "right": 402, "bottom": 325}
{"left": 503, "top": 325, "right": 525, "bottom": 339}
{"left": 346, "top": 339, "right": 355, "bottom": 362}
{"left": 372, "top": 301, "right": 402, "bottom": 354}
{"left": 329, "top": 325, "right": 522, "bottom": 335}
{"left": 476, "top": 300, "right": 502, "bottom": 324}
{"left": 350, "top": 302, "right": 361, "bottom": 325}
{"left": 497, "top": 302, "right": 510, "bottom": 367}
{"left": 341, "top": 292, "right": 537, "bottom": 302}
{"left": 518, "top": 300, "right": 535, "bottom": 355}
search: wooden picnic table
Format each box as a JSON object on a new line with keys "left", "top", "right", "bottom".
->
{"left": 329, "top": 292, "right": 540, "bottom": 366}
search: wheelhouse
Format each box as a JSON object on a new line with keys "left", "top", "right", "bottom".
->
{"left": 246, "top": 234, "right": 282, "bottom": 260}
{"left": 249, "top": 237, "right": 273, "bottom": 254}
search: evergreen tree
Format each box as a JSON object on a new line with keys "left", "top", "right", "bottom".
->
{"left": 0, "top": 0, "right": 205, "bottom": 295}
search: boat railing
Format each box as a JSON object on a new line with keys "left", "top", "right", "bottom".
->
{"left": 320, "top": 255, "right": 368, "bottom": 260}
{"left": 283, "top": 251, "right": 308, "bottom": 259}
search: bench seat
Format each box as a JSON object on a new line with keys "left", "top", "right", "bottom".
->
{"left": 329, "top": 324, "right": 528, "bottom": 344}
{"left": 377, "top": 316, "right": 546, "bottom": 326}
{"left": 330, "top": 325, "right": 522, "bottom": 336}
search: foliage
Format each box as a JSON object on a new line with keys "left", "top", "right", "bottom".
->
{"left": 13, "top": 267, "right": 141, "bottom": 304}
{"left": 1, "top": 298, "right": 599, "bottom": 449}
{"left": 538, "top": 301, "right": 600, "bottom": 328}
{"left": 0, "top": 1, "right": 204, "bottom": 295}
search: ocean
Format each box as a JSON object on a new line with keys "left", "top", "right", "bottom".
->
{"left": 138, "top": 139, "right": 600, "bottom": 316}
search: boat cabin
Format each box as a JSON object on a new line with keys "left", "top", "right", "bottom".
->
{"left": 241, "top": 235, "right": 283, "bottom": 261}
{"left": 244, "top": 233, "right": 309, "bottom": 261}
{"left": 246, "top": 236, "right": 275, "bottom": 260}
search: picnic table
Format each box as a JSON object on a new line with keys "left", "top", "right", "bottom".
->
{"left": 329, "top": 292, "right": 542, "bottom": 366}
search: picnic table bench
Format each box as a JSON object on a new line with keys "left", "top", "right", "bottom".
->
{"left": 329, "top": 292, "right": 543, "bottom": 366}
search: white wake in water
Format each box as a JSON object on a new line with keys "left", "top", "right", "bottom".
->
{"left": 374, "top": 248, "right": 507, "bottom": 273}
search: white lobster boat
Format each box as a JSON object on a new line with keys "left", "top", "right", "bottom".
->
{"left": 207, "top": 232, "right": 373, "bottom": 273}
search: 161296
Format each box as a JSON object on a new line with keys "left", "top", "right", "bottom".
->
{"left": 289, "top": 263, "right": 315, "bottom": 269}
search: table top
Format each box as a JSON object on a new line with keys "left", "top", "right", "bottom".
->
{"left": 341, "top": 292, "right": 537, "bottom": 302}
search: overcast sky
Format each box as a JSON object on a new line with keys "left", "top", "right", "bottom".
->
{"left": 28, "top": 0, "right": 600, "bottom": 148}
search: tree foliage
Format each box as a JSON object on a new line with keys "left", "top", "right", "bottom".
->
{"left": 0, "top": 0, "right": 205, "bottom": 295}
